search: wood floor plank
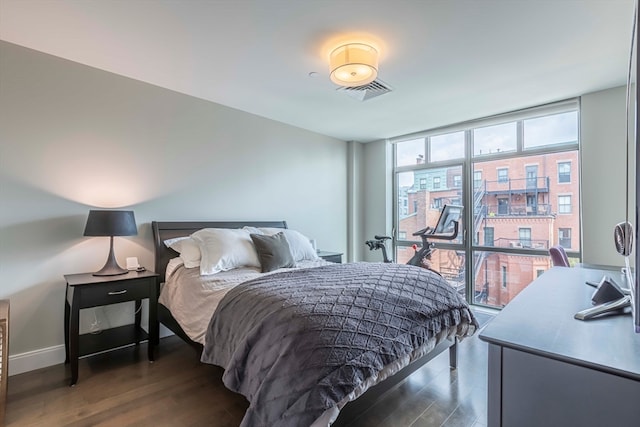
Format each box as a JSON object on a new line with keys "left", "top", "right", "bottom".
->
{"left": 6, "top": 326, "right": 489, "bottom": 427}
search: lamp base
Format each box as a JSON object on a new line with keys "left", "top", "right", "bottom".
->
{"left": 92, "top": 236, "right": 129, "bottom": 276}
{"left": 92, "top": 264, "right": 129, "bottom": 276}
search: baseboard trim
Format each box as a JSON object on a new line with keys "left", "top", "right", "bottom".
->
{"left": 9, "top": 345, "right": 65, "bottom": 376}
{"left": 9, "top": 327, "right": 175, "bottom": 376}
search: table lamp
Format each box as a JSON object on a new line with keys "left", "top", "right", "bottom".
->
{"left": 83, "top": 210, "right": 137, "bottom": 276}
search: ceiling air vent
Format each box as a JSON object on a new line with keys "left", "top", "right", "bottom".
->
{"left": 336, "top": 79, "right": 392, "bottom": 101}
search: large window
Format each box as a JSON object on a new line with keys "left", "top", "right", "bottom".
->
{"left": 393, "top": 100, "right": 580, "bottom": 308}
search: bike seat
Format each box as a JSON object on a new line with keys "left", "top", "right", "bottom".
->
{"left": 374, "top": 235, "right": 391, "bottom": 240}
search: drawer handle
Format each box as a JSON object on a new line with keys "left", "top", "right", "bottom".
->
{"left": 108, "top": 290, "right": 128, "bottom": 296}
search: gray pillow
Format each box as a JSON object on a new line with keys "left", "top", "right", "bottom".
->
{"left": 250, "top": 232, "right": 296, "bottom": 273}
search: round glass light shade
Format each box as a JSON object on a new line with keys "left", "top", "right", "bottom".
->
{"left": 329, "top": 43, "right": 378, "bottom": 87}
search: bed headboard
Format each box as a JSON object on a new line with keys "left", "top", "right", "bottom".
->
{"left": 151, "top": 220, "right": 288, "bottom": 282}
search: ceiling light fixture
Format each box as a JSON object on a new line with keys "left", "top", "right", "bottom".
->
{"left": 329, "top": 43, "right": 378, "bottom": 87}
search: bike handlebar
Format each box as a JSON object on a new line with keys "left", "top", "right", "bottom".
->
{"left": 412, "top": 221, "right": 459, "bottom": 241}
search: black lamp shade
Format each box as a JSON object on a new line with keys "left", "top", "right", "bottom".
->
{"left": 84, "top": 210, "right": 137, "bottom": 237}
{"left": 84, "top": 210, "right": 137, "bottom": 276}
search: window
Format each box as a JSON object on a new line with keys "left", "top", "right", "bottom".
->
{"left": 396, "top": 138, "right": 425, "bottom": 167}
{"left": 474, "top": 122, "right": 517, "bottom": 156}
{"left": 484, "top": 227, "right": 494, "bottom": 246}
{"left": 559, "top": 228, "right": 571, "bottom": 248}
{"left": 502, "top": 266, "right": 508, "bottom": 288}
{"left": 526, "top": 165, "right": 538, "bottom": 188}
{"left": 393, "top": 100, "right": 580, "bottom": 310}
{"left": 519, "top": 228, "right": 532, "bottom": 247}
{"left": 474, "top": 171, "right": 482, "bottom": 189}
{"left": 558, "top": 195, "right": 572, "bottom": 214}
{"left": 498, "top": 198, "right": 509, "bottom": 215}
{"left": 526, "top": 195, "right": 537, "bottom": 215}
{"left": 497, "top": 168, "right": 508, "bottom": 183}
{"left": 419, "top": 178, "right": 427, "bottom": 189}
{"left": 536, "top": 269, "right": 545, "bottom": 278}
{"left": 399, "top": 231, "right": 407, "bottom": 240}
{"left": 430, "top": 132, "right": 465, "bottom": 162}
{"left": 523, "top": 111, "right": 578, "bottom": 149}
{"left": 558, "top": 162, "right": 571, "bottom": 183}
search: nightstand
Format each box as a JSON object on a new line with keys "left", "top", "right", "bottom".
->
{"left": 64, "top": 270, "right": 159, "bottom": 386}
{"left": 318, "top": 251, "right": 343, "bottom": 263}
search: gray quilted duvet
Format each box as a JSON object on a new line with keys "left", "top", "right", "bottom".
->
{"left": 200, "top": 262, "right": 477, "bottom": 427}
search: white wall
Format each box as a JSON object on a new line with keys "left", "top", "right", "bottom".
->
{"left": 0, "top": 41, "right": 347, "bottom": 373}
{"left": 581, "top": 86, "right": 628, "bottom": 267}
{"left": 361, "top": 139, "right": 393, "bottom": 262}
{"left": 360, "top": 86, "right": 630, "bottom": 267}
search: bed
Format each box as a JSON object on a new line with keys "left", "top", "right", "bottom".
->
{"left": 152, "top": 220, "right": 477, "bottom": 427}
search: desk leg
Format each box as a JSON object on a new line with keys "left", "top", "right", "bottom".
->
{"left": 487, "top": 343, "right": 503, "bottom": 427}
{"left": 69, "top": 295, "right": 80, "bottom": 386}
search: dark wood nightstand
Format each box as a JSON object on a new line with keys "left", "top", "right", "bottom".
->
{"left": 64, "top": 270, "right": 159, "bottom": 386}
{"left": 317, "top": 251, "right": 343, "bottom": 263}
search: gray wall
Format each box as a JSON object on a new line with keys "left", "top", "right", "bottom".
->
{"left": 361, "top": 86, "right": 631, "bottom": 267}
{"left": 580, "top": 86, "right": 630, "bottom": 266}
{"left": 0, "top": 42, "right": 347, "bottom": 365}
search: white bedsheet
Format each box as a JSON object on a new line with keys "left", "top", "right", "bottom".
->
{"left": 159, "top": 258, "right": 331, "bottom": 344}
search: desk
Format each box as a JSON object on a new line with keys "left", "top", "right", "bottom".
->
{"left": 64, "top": 270, "right": 159, "bottom": 386}
{"left": 479, "top": 266, "right": 640, "bottom": 427}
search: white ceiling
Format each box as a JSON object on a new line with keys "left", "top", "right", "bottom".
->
{"left": 0, "top": 0, "right": 635, "bottom": 142}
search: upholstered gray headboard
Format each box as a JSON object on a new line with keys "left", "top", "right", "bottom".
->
{"left": 151, "top": 220, "right": 288, "bottom": 282}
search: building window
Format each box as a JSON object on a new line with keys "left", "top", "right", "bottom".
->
{"left": 497, "top": 168, "right": 508, "bottom": 183}
{"left": 526, "top": 165, "right": 538, "bottom": 188}
{"left": 474, "top": 171, "right": 482, "bottom": 189}
{"left": 433, "top": 176, "right": 441, "bottom": 189}
{"left": 558, "top": 162, "right": 571, "bottom": 183}
{"left": 526, "top": 195, "right": 537, "bottom": 215}
{"left": 432, "top": 198, "right": 443, "bottom": 209}
{"left": 484, "top": 227, "right": 494, "bottom": 246}
{"left": 453, "top": 175, "right": 462, "bottom": 187}
{"left": 399, "top": 231, "right": 407, "bottom": 240}
{"left": 519, "top": 228, "right": 532, "bottom": 247}
{"left": 498, "top": 198, "right": 509, "bottom": 215}
{"left": 536, "top": 269, "right": 545, "bottom": 278}
{"left": 413, "top": 200, "right": 418, "bottom": 213}
{"left": 502, "top": 266, "right": 508, "bottom": 288}
{"left": 559, "top": 228, "right": 571, "bottom": 248}
{"left": 419, "top": 178, "right": 427, "bottom": 189}
{"left": 558, "top": 195, "right": 572, "bottom": 214}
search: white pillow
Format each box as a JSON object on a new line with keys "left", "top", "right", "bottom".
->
{"left": 164, "top": 236, "right": 201, "bottom": 268}
{"left": 258, "top": 228, "right": 319, "bottom": 261}
{"left": 192, "top": 228, "right": 260, "bottom": 275}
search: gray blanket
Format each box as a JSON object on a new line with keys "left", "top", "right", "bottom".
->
{"left": 201, "top": 262, "right": 477, "bottom": 427}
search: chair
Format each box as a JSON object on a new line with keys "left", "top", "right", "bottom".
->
{"left": 549, "top": 245, "right": 570, "bottom": 267}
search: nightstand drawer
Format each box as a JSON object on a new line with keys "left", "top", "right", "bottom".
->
{"left": 79, "top": 279, "right": 150, "bottom": 308}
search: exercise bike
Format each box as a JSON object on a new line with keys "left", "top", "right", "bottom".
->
{"left": 365, "top": 205, "right": 463, "bottom": 273}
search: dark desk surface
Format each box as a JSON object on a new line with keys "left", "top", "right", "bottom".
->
{"left": 480, "top": 266, "right": 640, "bottom": 381}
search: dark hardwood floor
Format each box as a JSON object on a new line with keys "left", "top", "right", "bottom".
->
{"left": 6, "top": 325, "right": 489, "bottom": 427}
